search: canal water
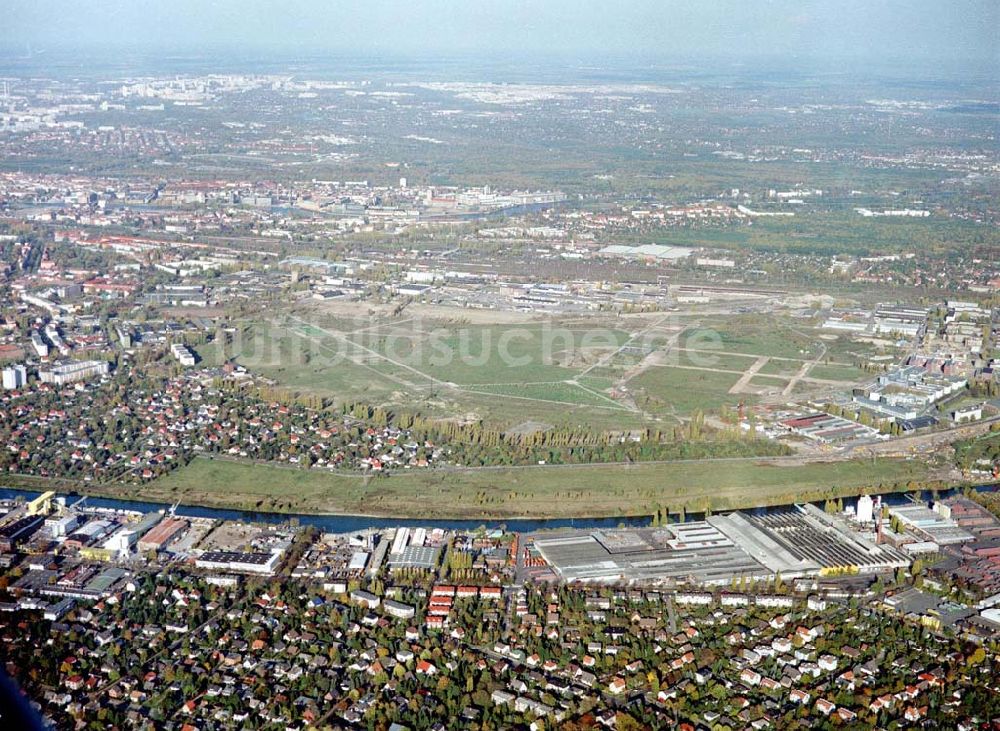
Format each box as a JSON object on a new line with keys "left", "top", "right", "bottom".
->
{"left": 0, "top": 486, "right": 653, "bottom": 533}
{"left": 1, "top": 483, "right": 995, "bottom": 534}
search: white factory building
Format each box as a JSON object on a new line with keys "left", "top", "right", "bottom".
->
{"left": 856, "top": 494, "right": 875, "bottom": 524}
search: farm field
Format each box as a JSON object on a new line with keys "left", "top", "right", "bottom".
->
{"left": 112, "top": 454, "right": 937, "bottom": 519}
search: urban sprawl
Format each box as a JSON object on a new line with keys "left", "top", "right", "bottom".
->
{"left": 0, "top": 58, "right": 998, "bottom": 731}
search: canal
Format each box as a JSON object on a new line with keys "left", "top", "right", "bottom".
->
{"left": 1, "top": 483, "right": 995, "bottom": 534}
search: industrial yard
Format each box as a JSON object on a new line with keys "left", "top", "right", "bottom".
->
{"left": 532, "top": 502, "right": 911, "bottom": 585}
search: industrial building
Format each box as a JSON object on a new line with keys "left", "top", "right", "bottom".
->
{"left": 532, "top": 523, "right": 768, "bottom": 585}
{"left": 822, "top": 304, "right": 928, "bottom": 339}
{"left": 136, "top": 517, "right": 188, "bottom": 553}
{"left": 366, "top": 536, "right": 390, "bottom": 577}
{"left": 64, "top": 520, "right": 115, "bottom": 550}
{"left": 195, "top": 550, "right": 282, "bottom": 574}
{"left": 0, "top": 515, "right": 44, "bottom": 552}
{"left": 872, "top": 306, "right": 927, "bottom": 338}
{"left": 533, "top": 503, "right": 909, "bottom": 585}
{"left": 26, "top": 491, "right": 55, "bottom": 515}
{"left": 348, "top": 551, "right": 369, "bottom": 572}
{"left": 391, "top": 527, "right": 411, "bottom": 555}
{"left": 597, "top": 243, "right": 694, "bottom": 261}
{"left": 387, "top": 545, "right": 440, "bottom": 571}
{"left": 780, "top": 412, "right": 883, "bottom": 444}
{"left": 45, "top": 513, "right": 81, "bottom": 538}
{"left": 856, "top": 495, "right": 875, "bottom": 524}
{"left": 952, "top": 404, "right": 984, "bottom": 423}
{"left": 280, "top": 257, "right": 350, "bottom": 276}
{"left": 740, "top": 505, "right": 909, "bottom": 574}
{"left": 889, "top": 504, "right": 975, "bottom": 546}
{"left": 103, "top": 512, "right": 163, "bottom": 558}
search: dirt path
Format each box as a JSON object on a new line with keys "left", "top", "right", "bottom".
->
{"left": 782, "top": 360, "right": 814, "bottom": 396}
{"left": 728, "top": 356, "right": 770, "bottom": 395}
{"left": 577, "top": 311, "right": 688, "bottom": 379}
{"left": 287, "top": 314, "right": 447, "bottom": 387}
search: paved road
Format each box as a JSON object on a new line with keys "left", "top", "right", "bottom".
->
{"left": 513, "top": 532, "right": 528, "bottom": 585}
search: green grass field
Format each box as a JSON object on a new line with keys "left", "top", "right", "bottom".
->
{"left": 223, "top": 306, "right": 888, "bottom": 429}
{"left": 687, "top": 317, "right": 819, "bottom": 360}
{"left": 755, "top": 359, "right": 804, "bottom": 377}
{"left": 625, "top": 366, "right": 743, "bottom": 415}
{"left": 748, "top": 375, "right": 791, "bottom": 390}
{"left": 227, "top": 314, "right": 651, "bottom": 427}
{"left": 808, "top": 364, "right": 870, "bottom": 382}
{"left": 672, "top": 350, "right": 761, "bottom": 372}
{"left": 107, "top": 454, "right": 935, "bottom": 519}
{"left": 361, "top": 323, "right": 631, "bottom": 385}
{"left": 463, "top": 381, "right": 622, "bottom": 409}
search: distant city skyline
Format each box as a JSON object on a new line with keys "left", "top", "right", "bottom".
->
{"left": 3, "top": 0, "right": 997, "bottom": 69}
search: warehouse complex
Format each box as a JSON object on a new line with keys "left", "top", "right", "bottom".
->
{"left": 533, "top": 503, "right": 910, "bottom": 585}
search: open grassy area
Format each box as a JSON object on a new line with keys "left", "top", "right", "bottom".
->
{"left": 360, "top": 323, "right": 631, "bottom": 385}
{"left": 227, "top": 321, "right": 410, "bottom": 398}
{"left": 808, "top": 363, "right": 870, "bottom": 383}
{"left": 630, "top": 366, "right": 744, "bottom": 416}
{"left": 818, "top": 334, "right": 900, "bottom": 363}
{"left": 104, "top": 454, "right": 936, "bottom": 519}
{"left": 463, "top": 381, "right": 623, "bottom": 409}
{"left": 224, "top": 314, "right": 653, "bottom": 429}
{"left": 755, "top": 358, "right": 805, "bottom": 377}
{"left": 220, "top": 306, "right": 890, "bottom": 430}
{"left": 452, "top": 389, "right": 650, "bottom": 429}
{"left": 687, "top": 316, "right": 820, "bottom": 360}
{"left": 646, "top": 210, "right": 992, "bottom": 259}
{"left": 748, "top": 375, "right": 791, "bottom": 391}
{"left": 671, "top": 350, "right": 761, "bottom": 372}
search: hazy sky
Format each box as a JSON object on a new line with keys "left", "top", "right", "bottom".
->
{"left": 4, "top": 0, "right": 998, "bottom": 66}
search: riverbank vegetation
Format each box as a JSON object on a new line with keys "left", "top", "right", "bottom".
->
{"left": 90, "top": 454, "right": 940, "bottom": 519}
